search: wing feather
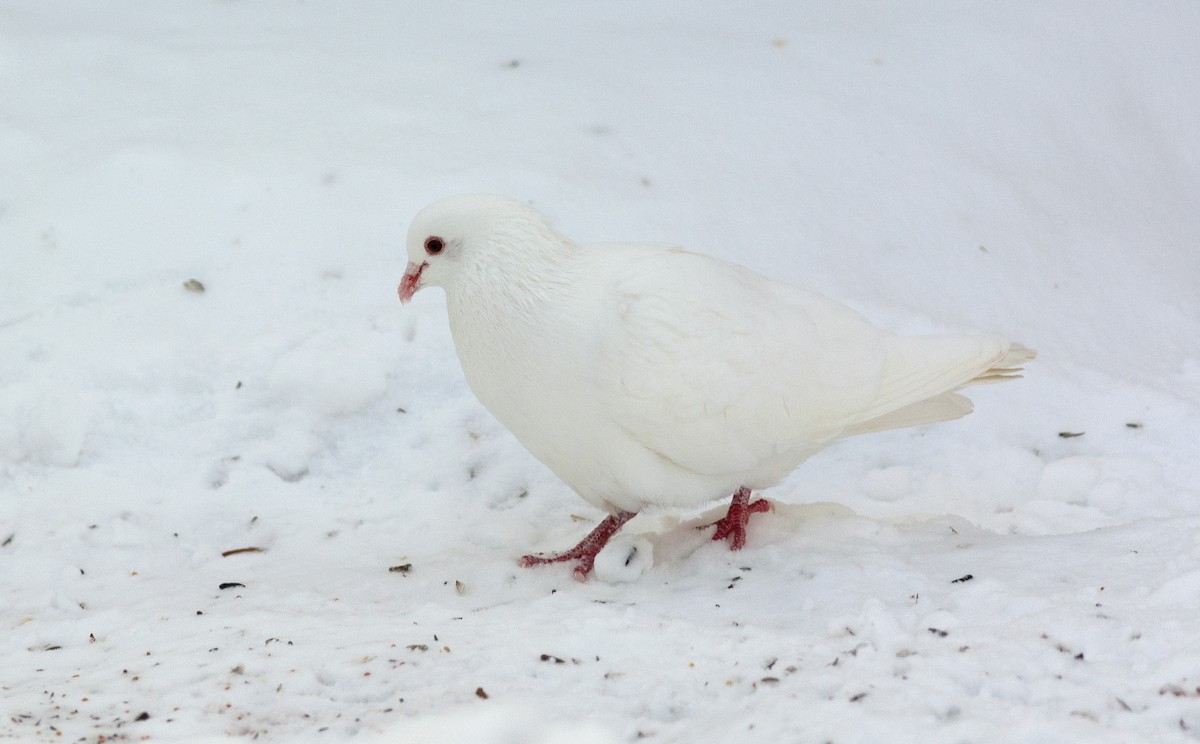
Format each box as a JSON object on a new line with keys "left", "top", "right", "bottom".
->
{"left": 592, "top": 247, "right": 887, "bottom": 478}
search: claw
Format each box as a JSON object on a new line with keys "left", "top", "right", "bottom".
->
{"left": 519, "top": 511, "right": 636, "bottom": 580}
{"left": 708, "top": 487, "right": 768, "bottom": 551}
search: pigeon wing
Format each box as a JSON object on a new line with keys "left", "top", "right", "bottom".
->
{"left": 590, "top": 246, "right": 891, "bottom": 478}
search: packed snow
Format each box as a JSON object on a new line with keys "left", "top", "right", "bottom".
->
{"left": 3, "top": 2, "right": 1199, "bottom": 742}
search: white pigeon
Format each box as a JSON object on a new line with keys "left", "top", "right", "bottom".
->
{"left": 398, "top": 194, "right": 1035, "bottom": 580}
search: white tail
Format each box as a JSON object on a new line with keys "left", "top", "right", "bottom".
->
{"left": 841, "top": 340, "right": 1036, "bottom": 437}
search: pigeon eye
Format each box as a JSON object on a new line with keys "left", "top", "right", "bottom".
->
{"left": 424, "top": 236, "right": 445, "bottom": 255}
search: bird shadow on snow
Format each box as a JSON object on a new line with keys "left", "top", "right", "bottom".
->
{"left": 562, "top": 499, "right": 994, "bottom": 607}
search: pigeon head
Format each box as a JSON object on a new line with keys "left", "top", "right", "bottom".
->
{"left": 398, "top": 194, "right": 572, "bottom": 304}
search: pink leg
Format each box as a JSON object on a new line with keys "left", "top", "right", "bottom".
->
{"left": 709, "top": 487, "right": 769, "bottom": 551}
{"left": 519, "top": 511, "right": 637, "bottom": 582}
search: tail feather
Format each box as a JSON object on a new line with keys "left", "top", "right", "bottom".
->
{"left": 841, "top": 391, "right": 975, "bottom": 437}
{"left": 841, "top": 339, "right": 1036, "bottom": 438}
{"left": 964, "top": 343, "right": 1037, "bottom": 386}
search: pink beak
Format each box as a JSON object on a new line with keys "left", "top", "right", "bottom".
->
{"left": 398, "top": 261, "right": 426, "bottom": 304}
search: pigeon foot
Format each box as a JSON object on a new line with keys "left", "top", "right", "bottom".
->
{"left": 709, "top": 487, "right": 769, "bottom": 551}
{"left": 519, "top": 511, "right": 636, "bottom": 581}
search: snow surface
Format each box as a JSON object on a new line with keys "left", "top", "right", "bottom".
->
{"left": 3, "top": 2, "right": 1200, "bottom": 742}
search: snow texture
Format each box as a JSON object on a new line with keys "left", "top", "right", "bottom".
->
{"left": 2, "top": 2, "right": 1199, "bottom": 742}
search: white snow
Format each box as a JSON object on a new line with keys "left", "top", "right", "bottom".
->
{"left": 2, "top": 2, "right": 1199, "bottom": 742}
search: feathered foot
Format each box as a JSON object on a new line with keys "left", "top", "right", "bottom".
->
{"left": 519, "top": 511, "right": 637, "bottom": 581}
{"left": 709, "top": 487, "right": 769, "bottom": 551}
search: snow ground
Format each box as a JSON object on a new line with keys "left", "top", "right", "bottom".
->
{"left": 3, "top": 1, "right": 1200, "bottom": 742}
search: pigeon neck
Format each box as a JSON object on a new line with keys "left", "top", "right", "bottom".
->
{"left": 446, "top": 237, "right": 581, "bottom": 335}
{"left": 443, "top": 238, "right": 585, "bottom": 423}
